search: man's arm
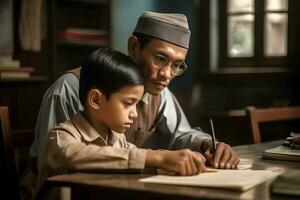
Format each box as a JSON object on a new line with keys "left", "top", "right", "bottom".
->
{"left": 149, "top": 88, "right": 239, "bottom": 169}
{"left": 150, "top": 87, "right": 211, "bottom": 151}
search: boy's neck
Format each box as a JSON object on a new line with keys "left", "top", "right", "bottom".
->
{"left": 81, "top": 110, "right": 109, "bottom": 143}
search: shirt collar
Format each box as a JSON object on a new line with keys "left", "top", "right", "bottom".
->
{"left": 141, "top": 92, "right": 150, "bottom": 104}
{"left": 72, "top": 112, "right": 103, "bottom": 142}
{"left": 72, "top": 112, "right": 122, "bottom": 144}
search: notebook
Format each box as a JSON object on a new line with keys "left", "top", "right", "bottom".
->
{"left": 263, "top": 145, "right": 300, "bottom": 162}
{"left": 271, "top": 170, "right": 300, "bottom": 196}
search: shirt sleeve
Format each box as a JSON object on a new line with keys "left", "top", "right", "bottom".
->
{"left": 45, "top": 126, "right": 147, "bottom": 172}
{"left": 153, "top": 88, "right": 212, "bottom": 152}
{"left": 30, "top": 73, "right": 83, "bottom": 173}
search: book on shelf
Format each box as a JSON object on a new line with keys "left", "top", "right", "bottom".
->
{"left": 0, "top": 59, "right": 20, "bottom": 68}
{"left": 0, "top": 67, "right": 34, "bottom": 79}
{"left": 0, "top": 67, "right": 34, "bottom": 72}
{"left": 57, "top": 28, "right": 109, "bottom": 46}
{"left": 0, "top": 72, "right": 30, "bottom": 79}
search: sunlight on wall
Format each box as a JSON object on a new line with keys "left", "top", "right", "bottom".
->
{"left": 112, "top": 0, "right": 156, "bottom": 54}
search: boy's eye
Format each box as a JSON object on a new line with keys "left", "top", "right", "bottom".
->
{"left": 123, "top": 101, "right": 134, "bottom": 106}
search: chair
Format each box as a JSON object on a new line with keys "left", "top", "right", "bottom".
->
{"left": 246, "top": 106, "right": 300, "bottom": 144}
{"left": 0, "top": 106, "right": 20, "bottom": 199}
{"left": 1, "top": 106, "right": 35, "bottom": 199}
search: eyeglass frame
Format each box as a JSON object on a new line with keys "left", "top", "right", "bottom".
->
{"left": 145, "top": 46, "right": 188, "bottom": 76}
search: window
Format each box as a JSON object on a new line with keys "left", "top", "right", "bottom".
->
{"left": 219, "top": 0, "right": 289, "bottom": 67}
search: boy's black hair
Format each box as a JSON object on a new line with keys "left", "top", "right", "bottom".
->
{"left": 79, "top": 48, "right": 144, "bottom": 106}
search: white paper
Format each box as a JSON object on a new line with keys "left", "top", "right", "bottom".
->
{"left": 140, "top": 169, "right": 280, "bottom": 191}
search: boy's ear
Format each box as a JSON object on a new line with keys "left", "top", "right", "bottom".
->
{"left": 88, "top": 89, "right": 103, "bottom": 109}
{"left": 128, "top": 35, "right": 140, "bottom": 62}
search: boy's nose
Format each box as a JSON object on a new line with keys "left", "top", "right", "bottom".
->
{"left": 129, "top": 106, "right": 138, "bottom": 119}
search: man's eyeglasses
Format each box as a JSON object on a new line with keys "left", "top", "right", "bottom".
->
{"left": 146, "top": 47, "right": 188, "bottom": 76}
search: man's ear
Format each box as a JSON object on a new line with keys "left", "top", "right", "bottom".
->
{"left": 128, "top": 35, "right": 140, "bottom": 62}
{"left": 88, "top": 89, "right": 103, "bottom": 109}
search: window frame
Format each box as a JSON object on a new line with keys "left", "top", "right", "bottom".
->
{"left": 219, "top": 0, "right": 289, "bottom": 68}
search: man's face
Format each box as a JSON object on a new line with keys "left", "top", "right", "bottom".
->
{"left": 134, "top": 39, "right": 188, "bottom": 95}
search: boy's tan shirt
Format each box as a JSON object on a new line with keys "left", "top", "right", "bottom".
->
{"left": 38, "top": 112, "right": 148, "bottom": 187}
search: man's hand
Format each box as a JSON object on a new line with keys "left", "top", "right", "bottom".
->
{"left": 203, "top": 142, "right": 239, "bottom": 169}
{"left": 146, "top": 149, "right": 207, "bottom": 176}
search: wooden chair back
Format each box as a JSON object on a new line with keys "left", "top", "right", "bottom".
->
{"left": 246, "top": 106, "right": 300, "bottom": 143}
{"left": 0, "top": 106, "right": 20, "bottom": 199}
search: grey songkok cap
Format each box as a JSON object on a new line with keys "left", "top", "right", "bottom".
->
{"left": 133, "top": 11, "right": 191, "bottom": 49}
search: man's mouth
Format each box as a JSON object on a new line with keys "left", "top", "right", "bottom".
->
{"left": 153, "top": 80, "right": 168, "bottom": 87}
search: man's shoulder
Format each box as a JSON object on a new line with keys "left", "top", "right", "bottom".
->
{"left": 55, "top": 71, "right": 79, "bottom": 87}
{"left": 45, "top": 72, "right": 80, "bottom": 96}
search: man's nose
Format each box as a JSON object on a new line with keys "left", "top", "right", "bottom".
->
{"left": 158, "top": 64, "right": 172, "bottom": 79}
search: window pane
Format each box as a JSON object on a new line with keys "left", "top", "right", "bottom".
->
{"left": 228, "top": 0, "right": 254, "bottom": 13}
{"left": 264, "top": 13, "right": 288, "bottom": 56}
{"left": 266, "top": 0, "right": 288, "bottom": 11}
{"left": 228, "top": 15, "right": 254, "bottom": 57}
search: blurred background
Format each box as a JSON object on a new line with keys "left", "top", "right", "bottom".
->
{"left": 1, "top": 0, "right": 300, "bottom": 146}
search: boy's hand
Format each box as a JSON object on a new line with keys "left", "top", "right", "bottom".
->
{"left": 146, "top": 149, "right": 206, "bottom": 176}
{"left": 203, "top": 142, "right": 239, "bottom": 169}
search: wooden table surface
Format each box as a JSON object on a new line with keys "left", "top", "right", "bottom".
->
{"left": 43, "top": 140, "right": 300, "bottom": 200}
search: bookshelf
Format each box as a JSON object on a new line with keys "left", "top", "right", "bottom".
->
{"left": 48, "top": 0, "right": 111, "bottom": 79}
{"left": 0, "top": 76, "right": 47, "bottom": 130}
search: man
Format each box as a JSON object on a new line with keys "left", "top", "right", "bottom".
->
{"left": 31, "top": 11, "right": 239, "bottom": 174}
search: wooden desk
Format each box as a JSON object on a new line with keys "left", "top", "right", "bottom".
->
{"left": 43, "top": 141, "right": 300, "bottom": 200}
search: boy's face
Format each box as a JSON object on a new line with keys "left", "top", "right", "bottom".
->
{"left": 132, "top": 39, "right": 188, "bottom": 95}
{"left": 96, "top": 85, "right": 144, "bottom": 133}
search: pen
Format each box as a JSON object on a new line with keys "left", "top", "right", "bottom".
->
{"left": 209, "top": 118, "right": 217, "bottom": 153}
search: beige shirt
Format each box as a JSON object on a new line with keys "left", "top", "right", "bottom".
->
{"left": 37, "top": 112, "right": 147, "bottom": 195}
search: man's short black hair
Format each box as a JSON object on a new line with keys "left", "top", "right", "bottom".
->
{"left": 133, "top": 32, "right": 152, "bottom": 49}
{"left": 79, "top": 48, "right": 144, "bottom": 106}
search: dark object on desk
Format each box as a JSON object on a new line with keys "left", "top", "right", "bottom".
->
{"left": 271, "top": 170, "right": 300, "bottom": 196}
{"left": 282, "top": 135, "right": 300, "bottom": 150}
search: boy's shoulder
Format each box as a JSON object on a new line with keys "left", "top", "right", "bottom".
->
{"left": 51, "top": 119, "right": 75, "bottom": 133}
{"left": 50, "top": 118, "right": 80, "bottom": 138}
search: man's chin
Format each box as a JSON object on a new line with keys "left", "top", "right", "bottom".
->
{"left": 146, "top": 87, "right": 164, "bottom": 96}
{"left": 144, "top": 82, "right": 166, "bottom": 95}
